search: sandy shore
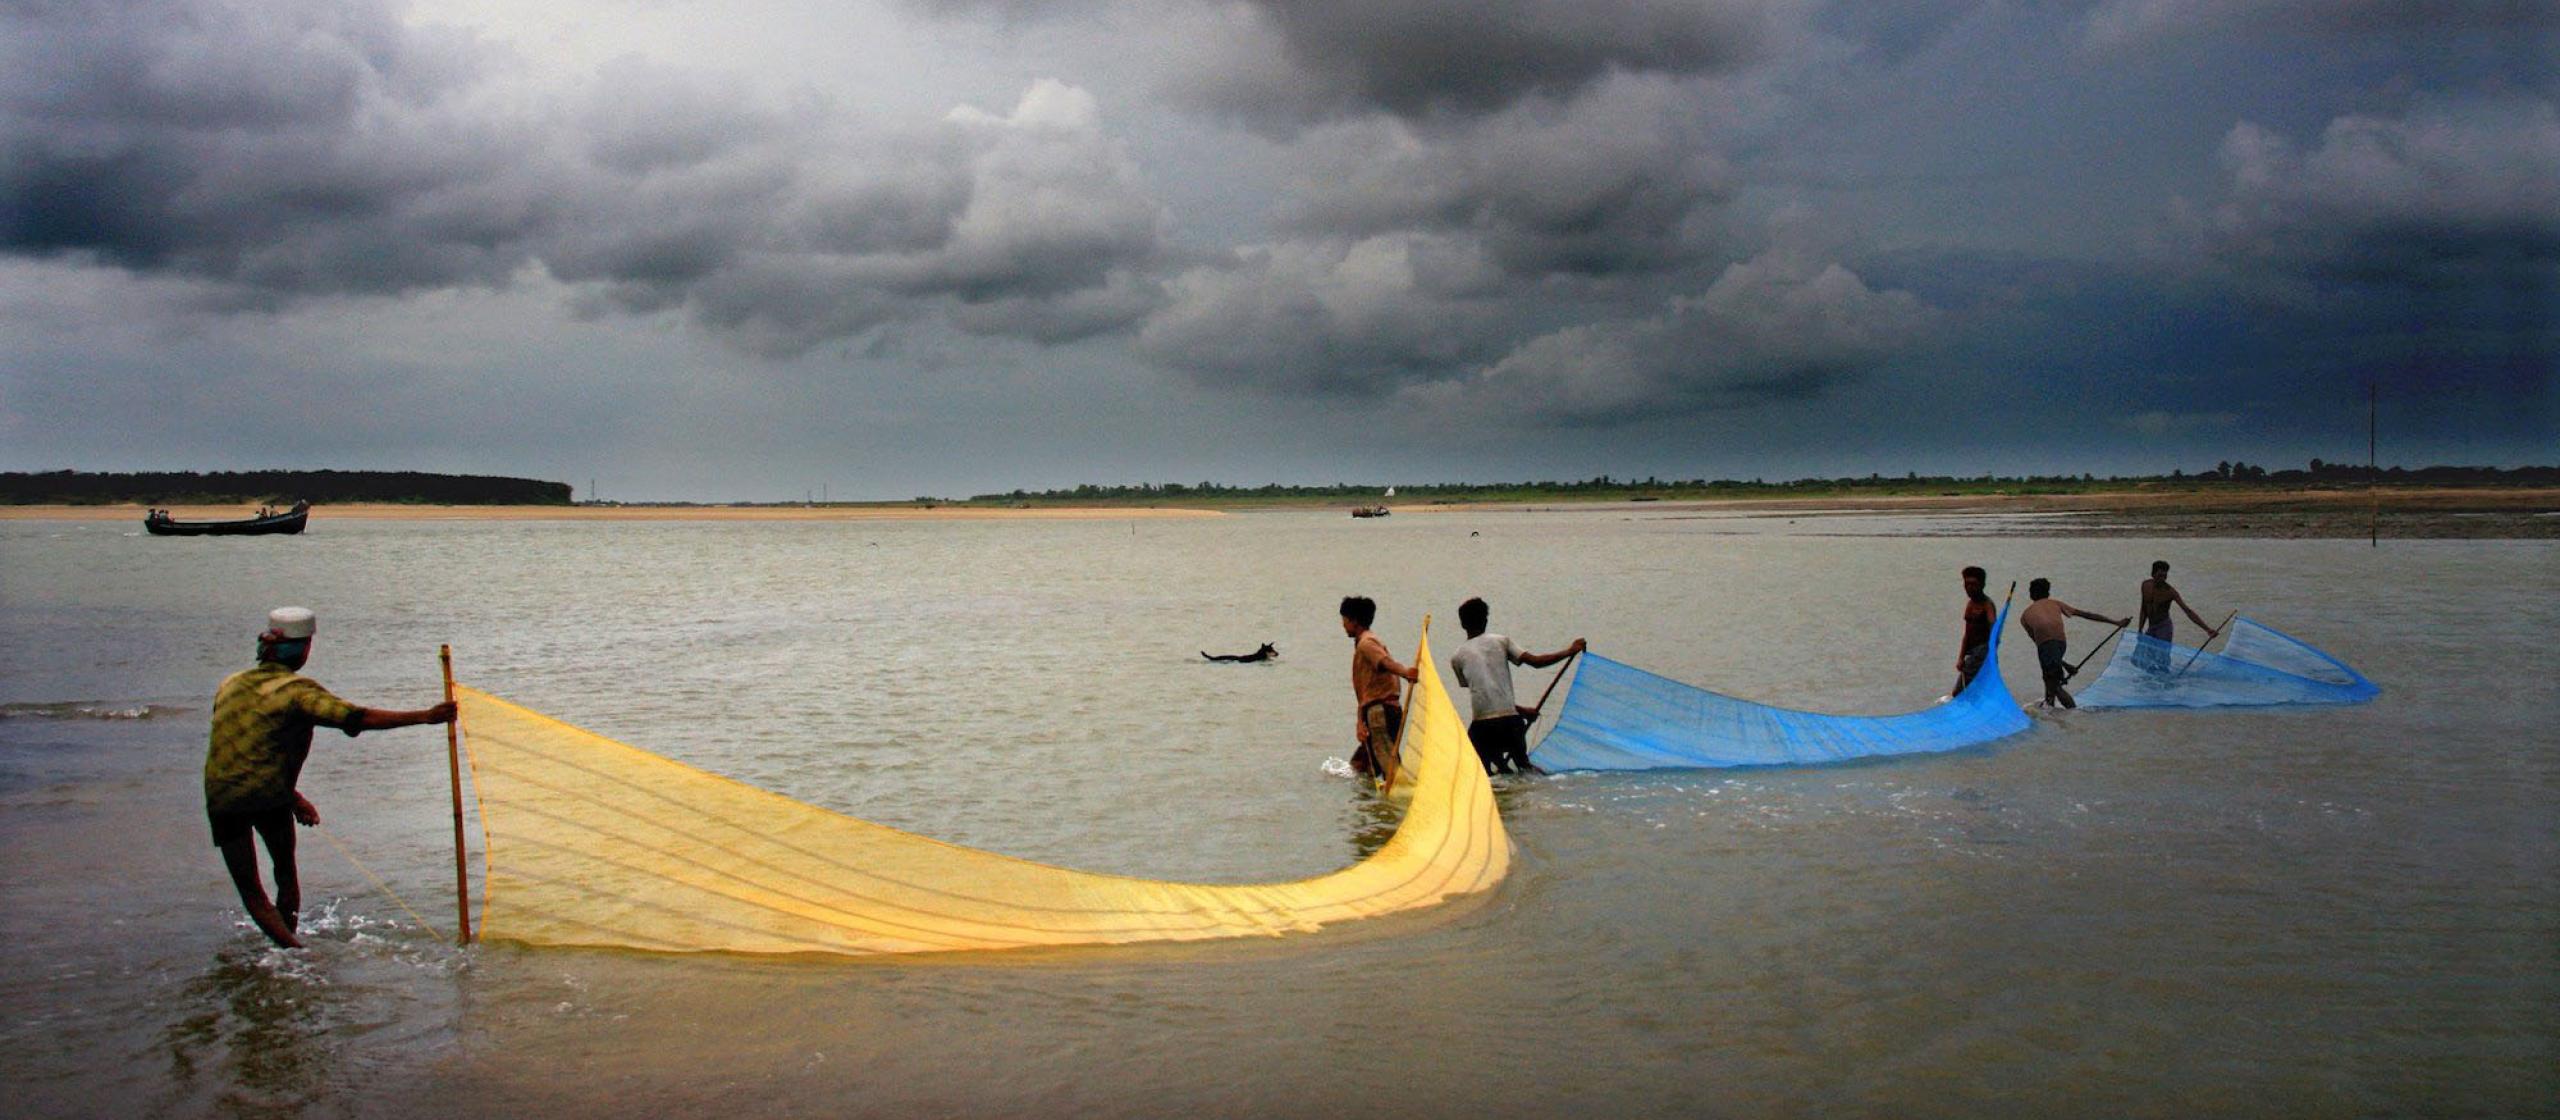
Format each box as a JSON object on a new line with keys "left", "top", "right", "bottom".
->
{"left": 0, "top": 503, "right": 1223, "bottom": 522}
{"left": 7, "top": 487, "right": 2553, "bottom": 536}
{"left": 1398, "top": 486, "right": 2560, "bottom": 538}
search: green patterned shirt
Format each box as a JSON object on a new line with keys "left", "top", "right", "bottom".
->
{"left": 204, "top": 663, "right": 361, "bottom": 814}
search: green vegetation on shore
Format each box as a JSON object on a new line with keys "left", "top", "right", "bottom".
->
{"left": 0, "top": 470, "right": 573, "bottom": 506}
{"left": 954, "top": 462, "right": 2560, "bottom": 508}
{"left": 9, "top": 462, "right": 2552, "bottom": 510}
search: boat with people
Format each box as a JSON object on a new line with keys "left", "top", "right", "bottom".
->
{"left": 144, "top": 500, "right": 310, "bottom": 536}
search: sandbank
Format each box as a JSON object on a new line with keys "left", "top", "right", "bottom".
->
{"left": 0, "top": 503, "right": 1222, "bottom": 522}
{"left": 1393, "top": 487, "right": 2560, "bottom": 538}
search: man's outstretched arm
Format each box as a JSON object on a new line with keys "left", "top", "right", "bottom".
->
{"left": 1521, "top": 638, "right": 1588, "bottom": 668}
{"left": 340, "top": 701, "right": 458, "bottom": 736}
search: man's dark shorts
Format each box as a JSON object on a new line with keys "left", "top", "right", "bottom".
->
{"left": 208, "top": 803, "right": 293, "bottom": 847}
{"left": 1955, "top": 642, "right": 1989, "bottom": 691}
{"left": 2036, "top": 638, "right": 2069, "bottom": 688}
{"left": 1354, "top": 701, "right": 1404, "bottom": 776}
{"left": 1467, "top": 713, "right": 1530, "bottom": 773}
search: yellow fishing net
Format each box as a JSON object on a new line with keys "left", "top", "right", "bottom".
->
{"left": 455, "top": 631, "right": 1506, "bottom": 957}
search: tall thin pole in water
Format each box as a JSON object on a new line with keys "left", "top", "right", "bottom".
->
{"left": 2369, "top": 383, "right": 2378, "bottom": 548}
{"left": 441, "top": 645, "right": 473, "bottom": 945}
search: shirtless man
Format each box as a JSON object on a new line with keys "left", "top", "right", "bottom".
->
{"left": 1951, "top": 566, "right": 1996, "bottom": 696}
{"left": 1340, "top": 596, "right": 1419, "bottom": 779}
{"left": 2017, "top": 578, "right": 2129, "bottom": 709}
{"left": 2135, "top": 561, "right": 2218, "bottom": 671}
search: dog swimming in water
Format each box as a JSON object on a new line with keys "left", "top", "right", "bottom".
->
{"left": 1202, "top": 643, "right": 1278, "bottom": 663}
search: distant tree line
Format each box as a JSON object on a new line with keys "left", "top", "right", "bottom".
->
{"left": 966, "top": 461, "right": 2560, "bottom": 504}
{"left": 1, "top": 470, "right": 574, "bottom": 505}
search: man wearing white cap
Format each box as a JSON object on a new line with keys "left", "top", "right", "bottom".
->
{"left": 205, "top": 607, "right": 455, "bottom": 949}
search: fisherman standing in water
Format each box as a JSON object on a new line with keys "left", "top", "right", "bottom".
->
{"left": 2017, "top": 579, "right": 2130, "bottom": 708}
{"left": 205, "top": 607, "right": 454, "bottom": 948}
{"left": 1951, "top": 565, "right": 1996, "bottom": 696}
{"left": 1340, "top": 596, "right": 1419, "bottom": 779}
{"left": 1449, "top": 597, "right": 1584, "bottom": 776}
{"left": 2135, "top": 560, "right": 2219, "bottom": 671}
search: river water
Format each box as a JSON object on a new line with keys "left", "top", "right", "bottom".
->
{"left": 2, "top": 510, "right": 2553, "bottom": 1117}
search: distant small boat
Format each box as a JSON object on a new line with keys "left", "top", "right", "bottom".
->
{"left": 1351, "top": 506, "right": 1391, "bottom": 518}
{"left": 144, "top": 501, "right": 309, "bottom": 537}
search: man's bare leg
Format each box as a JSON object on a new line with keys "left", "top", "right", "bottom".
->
{"left": 254, "top": 812, "right": 302, "bottom": 933}
{"left": 217, "top": 834, "right": 304, "bottom": 949}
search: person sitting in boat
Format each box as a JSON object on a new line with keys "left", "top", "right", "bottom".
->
{"left": 1449, "top": 597, "right": 1582, "bottom": 776}
{"left": 1340, "top": 596, "right": 1418, "bottom": 779}
{"left": 2017, "top": 579, "right": 2130, "bottom": 709}
{"left": 204, "top": 607, "right": 455, "bottom": 949}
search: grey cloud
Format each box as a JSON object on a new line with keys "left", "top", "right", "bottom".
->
{"left": 2120, "top": 410, "right": 2241, "bottom": 437}
{"left": 577, "top": 58, "right": 788, "bottom": 176}
{"left": 1166, "top": 0, "right": 1786, "bottom": 127}
{"left": 2081, "top": 0, "right": 2560, "bottom": 49}
{"left": 1137, "top": 234, "right": 1513, "bottom": 394}
{"left": 1410, "top": 250, "right": 1936, "bottom": 425}
{"left": 946, "top": 267, "right": 1161, "bottom": 343}
{"left": 1277, "top": 76, "right": 1734, "bottom": 277}
{"left": 1, "top": 0, "right": 535, "bottom": 294}
{"left": 0, "top": 1, "right": 1168, "bottom": 354}
{"left": 2191, "top": 97, "right": 2560, "bottom": 296}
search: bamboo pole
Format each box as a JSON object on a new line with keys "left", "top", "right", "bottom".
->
{"left": 1527, "top": 649, "right": 1580, "bottom": 718}
{"left": 441, "top": 645, "right": 472, "bottom": 945}
{"left": 2175, "top": 611, "right": 2241, "bottom": 676}
{"left": 1378, "top": 616, "right": 1430, "bottom": 792}
{"left": 2065, "top": 619, "right": 2127, "bottom": 682}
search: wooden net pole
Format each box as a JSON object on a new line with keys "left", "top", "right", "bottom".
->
{"left": 441, "top": 645, "right": 472, "bottom": 945}
{"left": 2175, "top": 611, "right": 2242, "bottom": 676}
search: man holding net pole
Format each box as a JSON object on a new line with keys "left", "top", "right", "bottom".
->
{"left": 2135, "top": 560, "right": 2220, "bottom": 672}
{"left": 203, "top": 607, "right": 455, "bottom": 948}
{"left": 1449, "top": 597, "right": 1584, "bottom": 776}
{"left": 1340, "top": 596, "right": 1419, "bottom": 783}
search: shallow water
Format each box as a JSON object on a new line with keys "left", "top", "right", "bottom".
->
{"left": 2, "top": 510, "right": 2553, "bottom": 1117}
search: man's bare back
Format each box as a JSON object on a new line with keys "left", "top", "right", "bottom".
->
{"left": 2018, "top": 597, "right": 2080, "bottom": 644}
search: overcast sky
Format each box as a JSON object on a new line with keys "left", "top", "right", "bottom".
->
{"left": 3, "top": 0, "right": 2553, "bottom": 500}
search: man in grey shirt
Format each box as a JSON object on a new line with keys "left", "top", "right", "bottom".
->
{"left": 1449, "top": 597, "right": 1585, "bottom": 775}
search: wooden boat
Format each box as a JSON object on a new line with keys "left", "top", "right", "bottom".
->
{"left": 1351, "top": 505, "right": 1390, "bottom": 518}
{"left": 144, "top": 501, "right": 310, "bottom": 536}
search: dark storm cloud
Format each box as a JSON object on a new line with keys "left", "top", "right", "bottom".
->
{"left": 2191, "top": 97, "right": 2560, "bottom": 297}
{"left": 1136, "top": 234, "right": 1513, "bottom": 395}
{"left": 1276, "top": 76, "right": 1734, "bottom": 277}
{"left": 2169, "top": 98, "right": 2560, "bottom": 433}
{"left": 0, "top": 0, "right": 1168, "bottom": 354}
{"left": 1138, "top": 232, "right": 1937, "bottom": 423}
{"left": 913, "top": 0, "right": 1789, "bottom": 131}
{"left": 0, "top": 0, "right": 531, "bottom": 298}
{"left": 2081, "top": 0, "right": 2560, "bottom": 49}
{"left": 1408, "top": 250, "right": 1937, "bottom": 425}
{"left": 1169, "top": 0, "right": 1784, "bottom": 127}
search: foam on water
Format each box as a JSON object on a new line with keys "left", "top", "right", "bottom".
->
{"left": 0, "top": 700, "right": 186, "bottom": 720}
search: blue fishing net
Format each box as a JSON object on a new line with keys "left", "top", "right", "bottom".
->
{"left": 2074, "top": 616, "right": 2377, "bottom": 709}
{"left": 1532, "top": 604, "right": 2031, "bottom": 771}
